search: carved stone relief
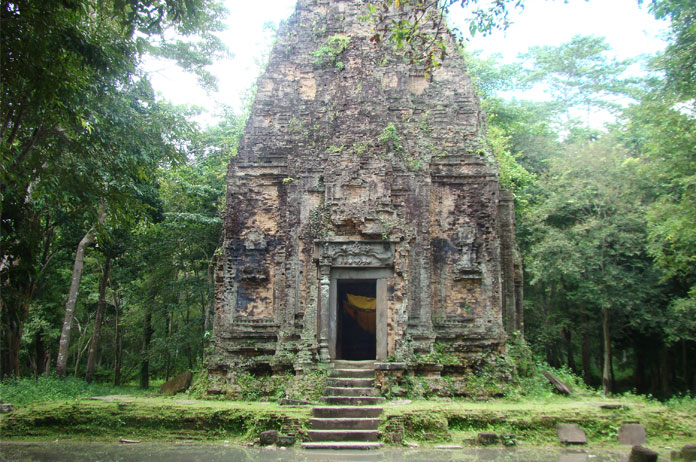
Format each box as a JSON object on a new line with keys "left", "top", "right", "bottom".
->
{"left": 316, "top": 240, "right": 394, "bottom": 268}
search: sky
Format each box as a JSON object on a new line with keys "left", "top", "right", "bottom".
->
{"left": 145, "top": 0, "right": 668, "bottom": 126}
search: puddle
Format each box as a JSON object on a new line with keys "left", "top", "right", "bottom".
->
{"left": 0, "top": 441, "right": 630, "bottom": 462}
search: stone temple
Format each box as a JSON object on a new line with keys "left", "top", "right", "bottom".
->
{"left": 209, "top": 0, "right": 522, "bottom": 381}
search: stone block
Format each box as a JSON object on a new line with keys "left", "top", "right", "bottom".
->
{"left": 477, "top": 432, "right": 499, "bottom": 445}
{"left": 0, "top": 403, "right": 15, "bottom": 413}
{"left": 259, "top": 430, "right": 279, "bottom": 446}
{"left": 628, "top": 446, "right": 658, "bottom": 462}
{"left": 618, "top": 424, "right": 646, "bottom": 446}
{"left": 158, "top": 370, "right": 192, "bottom": 395}
{"left": 556, "top": 424, "right": 587, "bottom": 445}
{"left": 600, "top": 403, "right": 623, "bottom": 409}
{"left": 278, "top": 398, "right": 311, "bottom": 406}
{"left": 682, "top": 443, "right": 696, "bottom": 461}
{"left": 276, "top": 435, "right": 296, "bottom": 447}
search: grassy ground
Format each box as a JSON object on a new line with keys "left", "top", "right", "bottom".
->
{"left": 382, "top": 396, "right": 695, "bottom": 449}
{"left": 1, "top": 376, "right": 694, "bottom": 460}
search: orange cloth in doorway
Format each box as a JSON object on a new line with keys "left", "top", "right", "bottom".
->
{"left": 346, "top": 293, "right": 376, "bottom": 310}
{"left": 343, "top": 294, "right": 376, "bottom": 334}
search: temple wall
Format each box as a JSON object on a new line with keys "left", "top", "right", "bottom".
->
{"left": 209, "top": 0, "right": 519, "bottom": 378}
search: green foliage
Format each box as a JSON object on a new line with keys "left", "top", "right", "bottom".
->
{"left": 401, "top": 412, "right": 449, "bottom": 440}
{"left": 326, "top": 144, "right": 345, "bottom": 154}
{"left": 645, "top": 0, "right": 696, "bottom": 100}
{"left": 351, "top": 140, "right": 371, "bottom": 156}
{"left": 288, "top": 116, "right": 305, "bottom": 134}
{"left": 313, "top": 34, "right": 350, "bottom": 70}
{"left": 506, "top": 332, "right": 536, "bottom": 379}
{"left": 486, "top": 123, "right": 535, "bottom": 203}
{"left": 368, "top": 0, "right": 525, "bottom": 75}
{"left": 379, "top": 123, "right": 403, "bottom": 152}
{"left": 509, "top": 363, "right": 597, "bottom": 401}
{"left": 520, "top": 35, "right": 639, "bottom": 121}
{"left": 623, "top": 97, "right": 696, "bottom": 345}
{"left": 463, "top": 50, "right": 524, "bottom": 99}
{"left": 0, "top": 376, "right": 149, "bottom": 408}
{"left": 282, "top": 370, "right": 328, "bottom": 402}
{"left": 0, "top": 0, "right": 228, "bottom": 379}
{"left": 665, "top": 393, "right": 696, "bottom": 414}
{"left": 415, "top": 342, "right": 459, "bottom": 366}
{"left": 310, "top": 203, "right": 332, "bottom": 239}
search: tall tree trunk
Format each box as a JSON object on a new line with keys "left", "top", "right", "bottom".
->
{"left": 72, "top": 322, "right": 91, "bottom": 378}
{"left": 139, "top": 289, "right": 154, "bottom": 389}
{"left": 1, "top": 288, "right": 33, "bottom": 378}
{"left": 681, "top": 340, "right": 688, "bottom": 390}
{"left": 56, "top": 227, "right": 95, "bottom": 377}
{"left": 112, "top": 286, "right": 121, "bottom": 386}
{"left": 165, "top": 309, "right": 171, "bottom": 382}
{"left": 581, "top": 326, "right": 592, "bottom": 386}
{"left": 660, "top": 344, "right": 671, "bottom": 398}
{"left": 601, "top": 304, "right": 611, "bottom": 396}
{"left": 563, "top": 326, "right": 576, "bottom": 373}
{"left": 43, "top": 350, "right": 51, "bottom": 377}
{"left": 85, "top": 256, "right": 110, "bottom": 383}
{"left": 34, "top": 328, "right": 46, "bottom": 378}
{"left": 634, "top": 338, "right": 646, "bottom": 394}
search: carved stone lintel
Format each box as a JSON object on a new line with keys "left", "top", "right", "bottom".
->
{"left": 316, "top": 240, "right": 394, "bottom": 268}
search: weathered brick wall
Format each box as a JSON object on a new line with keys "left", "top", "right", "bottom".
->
{"left": 209, "top": 0, "right": 520, "bottom": 380}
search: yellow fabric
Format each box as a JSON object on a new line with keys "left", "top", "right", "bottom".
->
{"left": 346, "top": 293, "right": 376, "bottom": 311}
{"left": 343, "top": 301, "right": 376, "bottom": 334}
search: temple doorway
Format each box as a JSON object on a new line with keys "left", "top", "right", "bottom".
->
{"left": 336, "top": 279, "right": 376, "bottom": 360}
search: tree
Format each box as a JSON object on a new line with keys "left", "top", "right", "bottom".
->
{"left": 369, "top": 0, "right": 524, "bottom": 74}
{"left": 0, "top": 0, "right": 223, "bottom": 378}
{"left": 520, "top": 35, "right": 638, "bottom": 124}
{"left": 525, "top": 135, "right": 657, "bottom": 395}
{"left": 644, "top": 0, "right": 696, "bottom": 101}
{"left": 622, "top": 0, "right": 696, "bottom": 390}
{"left": 84, "top": 256, "right": 111, "bottom": 383}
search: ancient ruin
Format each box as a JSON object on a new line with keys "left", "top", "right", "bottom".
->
{"left": 208, "top": 0, "right": 522, "bottom": 383}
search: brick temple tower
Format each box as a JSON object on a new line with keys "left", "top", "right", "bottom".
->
{"left": 209, "top": 0, "right": 522, "bottom": 381}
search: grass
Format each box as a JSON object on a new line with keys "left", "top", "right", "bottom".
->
{"left": 0, "top": 376, "right": 154, "bottom": 407}
{"left": 1, "top": 375, "right": 694, "bottom": 457}
{"left": 1, "top": 397, "right": 310, "bottom": 441}
{"left": 382, "top": 395, "right": 695, "bottom": 446}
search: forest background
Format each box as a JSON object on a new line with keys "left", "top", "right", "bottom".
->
{"left": 1, "top": 0, "right": 694, "bottom": 399}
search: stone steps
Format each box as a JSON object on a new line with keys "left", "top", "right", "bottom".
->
{"left": 324, "top": 386, "right": 378, "bottom": 397}
{"left": 300, "top": 442, "right": 385, "bottom": 450}
{"left": 332, "top": 360, "right": 376, "bottom": 369}
{"left": 326, "top": 377, "right": 374, "bottom": 387}
{"left": 312, "top": 406, "right": 383, "bottom": 418}
{"left": 302, "top": 361, "right": 383, "bottom": 450}
{"left": 308, "top": 429, "right": 380, "bottom": 442}
{"left": 323, "top": 396, "right": 385, "bottom": 405}
{"left": 310, "top": 418, "right": 381, "bottom": 430}
{"left": 330, "top": 368, "right": 375, "bottom": 379}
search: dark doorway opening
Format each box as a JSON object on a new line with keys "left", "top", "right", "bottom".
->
{"left": 336, "top": 279, "right": 376, "bottom": 360}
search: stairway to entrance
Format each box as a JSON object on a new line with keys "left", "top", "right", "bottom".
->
{"left": 302, "top": 360, "right": 385, "bottom": 450}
